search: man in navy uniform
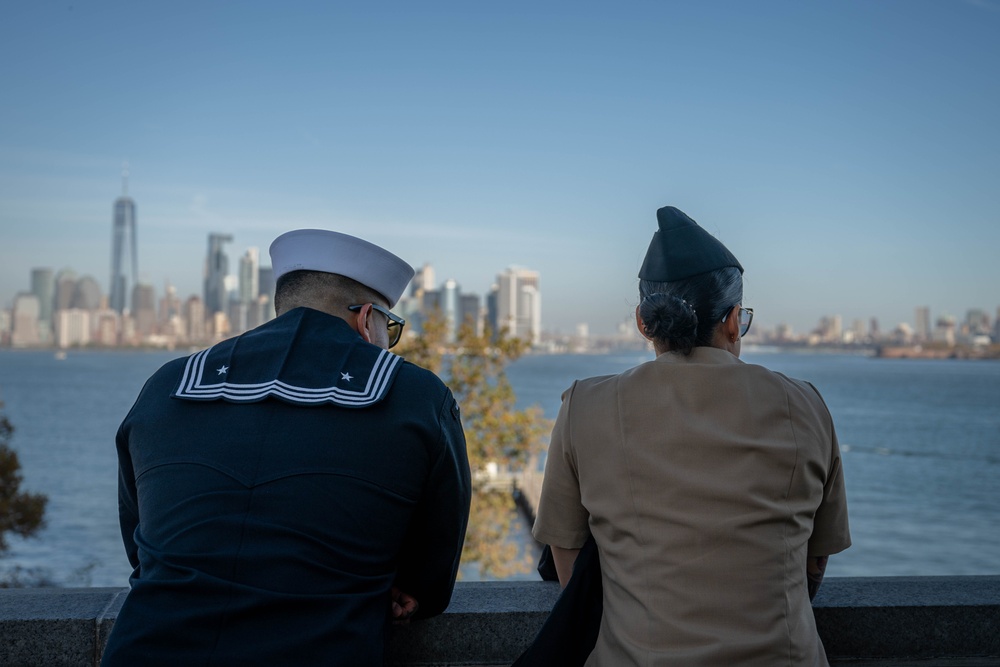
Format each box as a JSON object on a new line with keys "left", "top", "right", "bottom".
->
{"left": 102, "top": 230, "right": 472, "bottom": 666}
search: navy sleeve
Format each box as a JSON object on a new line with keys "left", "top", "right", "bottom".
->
{"left": 394, "top": 388, "right": 471, "bottom": 618}
{"left": 116, "top": 420, "right": 140, "bottom": 573}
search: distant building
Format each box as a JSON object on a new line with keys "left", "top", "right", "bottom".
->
{"left": 72, "top": 276, "right": 103, "bottom": 311}
{"left": 915, "top": 306, "right": 931, "bottom": 342}
{"left": 258, "top": 265, "right": 275, "bottom": 301}
{"left": 491, "top": 266, "right": 541, "bottom": 345}
{"left": 30, "top": 268, "right": 54, "bottom": 337}
{"left": 239, "top": 248, "right": 260, "bottom": 306}
{"left": 441, "top": 279, "right": 460, "bottom": 342}
{"left": 55, "top": 309, "right": 91, "bottom": 348}
{"left": 460, "top": 294, "right": 480, "bottom": 335}
{"left": 933, "top": 315, "right": 957, "bottom": 346}
{"left": 54, "top": 269, "right": 78, "bottom": 312}
{"left": 131, "top": 283, "right": 157, "bottom": 338}
{"left": 185, "top": 296, "right": 207, "bottom": 343}
{"left": 158, "top": 283, "right": 182, "bottom": 327}
{"left": 204, "top": 233, "right": 233, "bottom": 316}
{"left": 110, "top": 173, "right": 138, "bottom": 315}
{"left": 10, "top": 293, "right": 41, "bottom": 347}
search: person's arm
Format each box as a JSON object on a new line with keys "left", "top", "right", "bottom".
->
{"left": 552, "top": 545, "right": 581, "bottom": 588}
{"left": 394, "top": 389, "right": 472, "bottom": 619}
{"left": 115, "top": 422, "right": 141, "bottom": 572}
{"left": 807, "top": 555, "right": 829, "bottom": 601}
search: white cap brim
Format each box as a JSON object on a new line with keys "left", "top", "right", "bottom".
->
{"left": 269, "top": 229, "right": 415, "bottom": 308}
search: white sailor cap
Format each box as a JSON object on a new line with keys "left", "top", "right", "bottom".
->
{"left": 269, "top": 229, "right": 415, "bottom": 308}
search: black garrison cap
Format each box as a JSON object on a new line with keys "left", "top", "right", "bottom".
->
{"left": 638, "top": 206, "right": 743, "bottom": 282}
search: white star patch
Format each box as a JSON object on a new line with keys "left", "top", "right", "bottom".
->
{"left": 341, "top": 372, "right": 353, "bottom": 382}
{"left": 216, "top": 365, "right": 229, "bottom": 375}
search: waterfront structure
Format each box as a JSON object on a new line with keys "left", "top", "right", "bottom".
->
{"left": 491, "top": 267, "right": 541, "bottom": 345}
{"left": 10, "top": 293, "right": 41, "bottom": 347}
{"left": 204, "top": 233, "right": 233, "bottom": 317}
{"left": 55, "top": 309, "right": 91, "bottom": 348}
{"left": 109, "top": 175, "right": 138, "bottom": 315}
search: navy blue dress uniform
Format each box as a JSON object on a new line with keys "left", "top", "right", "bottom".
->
{"left": 102, "top": 297, "right": 471, "bottom": 660}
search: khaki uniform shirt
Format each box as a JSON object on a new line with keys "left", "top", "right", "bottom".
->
{"left": 533, "top": 347, "right": 851, "bottom": 666}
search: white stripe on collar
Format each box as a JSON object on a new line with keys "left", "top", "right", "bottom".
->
{"left": 173, "top": 346, "right": 402, "bottom": 407}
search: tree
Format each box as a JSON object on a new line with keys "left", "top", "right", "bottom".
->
{"left": 0, "top": 400, "right": 47, "bottom": 554}
{"left": 398, "top": 312, "right": 550, "bottom": 578}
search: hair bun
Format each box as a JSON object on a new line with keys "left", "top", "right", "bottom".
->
{"left": 639, "top": 293, "right": 698, "bottom": 346}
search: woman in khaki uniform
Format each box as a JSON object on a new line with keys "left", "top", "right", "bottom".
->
{"left": 532, "top": 206, "right": 851, "bottom": 666}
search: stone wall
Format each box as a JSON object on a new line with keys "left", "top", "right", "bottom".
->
{"left": 2, "top": 577, "right": 999, "bottom": 666}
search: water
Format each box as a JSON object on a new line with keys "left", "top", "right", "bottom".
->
{"left": 1, "top": 347, "right": 999, "bottom": 586}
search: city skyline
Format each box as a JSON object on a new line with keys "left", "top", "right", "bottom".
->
{"left": 2, "top": 2, "right": 999, "bottom": 335}
{"left": 3, "top": 233, "right": 994, "bottom": 343}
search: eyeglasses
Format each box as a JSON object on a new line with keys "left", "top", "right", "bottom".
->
{"left": 721, "top": 305, "right": 754, "bottom": 338}
{"left": 348, "top": 304, "right": 406, "bottom": 349}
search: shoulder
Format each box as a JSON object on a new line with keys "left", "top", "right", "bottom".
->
{"left": 561, "top": 373, "right": 618, "bottom": 402}
{"left": 391, "top": 360, "right": 456, "bottom": 413}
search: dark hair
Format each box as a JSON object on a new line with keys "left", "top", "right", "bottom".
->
{"left": 638, "top": 266, "right": 743, "bottom": 355}
{"left": 274, "top": 270, "right": 385, "bottom": 314}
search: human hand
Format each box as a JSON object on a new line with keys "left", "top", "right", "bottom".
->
{"left": 391, "top": 586, "right": 419, "bottom": 625}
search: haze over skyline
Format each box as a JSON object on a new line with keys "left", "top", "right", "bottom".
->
{"left": 2, "top": 1, "right": 998, "bottom": 335}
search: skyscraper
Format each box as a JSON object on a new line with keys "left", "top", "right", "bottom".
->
{"left": 238, "top": 248, "right": 260, "bottom": 306}
{"left": 30, "top": 268, "right": 54, "bottom": 335}
{"left": 204, "top": 233, "right": 234, "bottom": 316}
{"left": 493, "top": 266, "right": 541, "bottom": 345}
{"left": 110, "top": 170, "right": 138, "bottom": 315}
{"left": 915, "top": 306, "right": 931, "bottom": 342}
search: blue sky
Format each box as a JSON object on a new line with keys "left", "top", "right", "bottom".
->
{"left": 1, "top": 1, "right": 998, "bottom": 335}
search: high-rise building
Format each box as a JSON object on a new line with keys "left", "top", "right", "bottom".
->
{"left": 239, "top": 248, "right": 260, "bottom": 306}
{"left": 915, "top": 306, "right": 931, "bottom": 342}
{"left": 54, "top": 269, "right": 78, "bottom": 312}
{"left": 131, "top": 283, "right": 157, "bottom": 338}
{"left": 204, "top": 233, "right": 234, "bottom": 316}
{"left": 258, "top": 266, "right": 275, "bottom": 300}
{"left": 110, "top": 171, "right": 138, "bottom": 315}
{"left": 460, "top": 294, "right": 480, "bottom": 335}
{"left": 493, "top": 266, "right": 541, "bottom": 345}
{"left": 30, "top": 268, "right": 54, "bottom": 335}
{"left": 184, "top": 296, "right": 207, "bottom": 343}
{"left": 72, "top": 276, "right": 103, "bottom": 311}
{"left": 10, "top": 293, "right": 41, "bottom": 348}
{"left": 54, "top": 309, "right": 91, "bottom": 349}
{"left": 441, "top": 279, "right": 460, "bottom": 343}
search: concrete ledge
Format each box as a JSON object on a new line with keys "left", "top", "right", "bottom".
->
{"left": 2, "top": 577, "right": 998, "bottom": 666}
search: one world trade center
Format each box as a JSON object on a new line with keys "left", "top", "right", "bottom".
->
{"left": 110, "top": 168, "right": 137, "bottom": 315}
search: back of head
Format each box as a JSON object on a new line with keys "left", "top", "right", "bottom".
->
{"left": 638, "top": 207, "right": 744, "bottom": 354}
{"left": 274, "top": 270, "right": 386, "bottom": 315}
{"left": 268, "top": 229, "right": 415, "bottom": 315}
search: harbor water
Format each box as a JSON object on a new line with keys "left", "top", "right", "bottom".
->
{"left": 1, "top": 347, "right": 998, "bottom": 586}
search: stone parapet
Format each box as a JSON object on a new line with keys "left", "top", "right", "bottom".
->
{"left": 1, "top": 577, "right": 998, "bottom": 666}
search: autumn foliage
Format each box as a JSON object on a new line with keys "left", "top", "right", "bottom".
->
{"left": 0, "top": 401, "right": 48, "bottom": 554}
{"left": 398, "top": 312, "right": 550, "bottom": 578}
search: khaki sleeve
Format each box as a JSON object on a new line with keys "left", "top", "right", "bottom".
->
{"left": 532, "top": 382, "right": 591, "bottom": 549}
{"left": 808, "top": 415, "right": 852, "bottom": 557}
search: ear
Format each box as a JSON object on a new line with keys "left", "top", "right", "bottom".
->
{"left": 635, "top": 305, "right": 651, "bottom": 340}
{"left": 352, "top": 303, "right": 375, "bottom": 344}
{"left": 722, "top": 305, "right": 741, "bottom": 343}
